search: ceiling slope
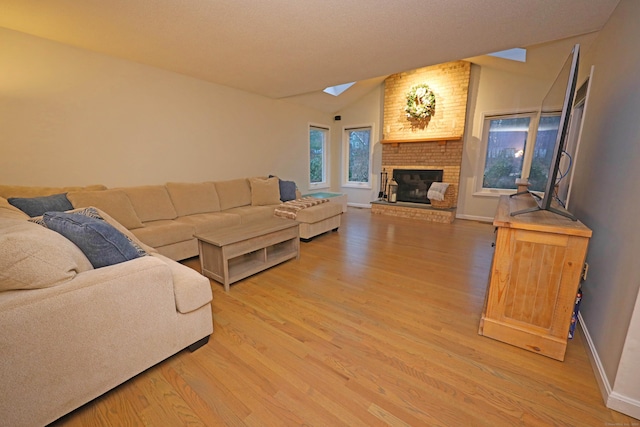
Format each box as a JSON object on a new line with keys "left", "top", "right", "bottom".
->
{"left": 0, "top": 0, "right": 619, "bottom": 100}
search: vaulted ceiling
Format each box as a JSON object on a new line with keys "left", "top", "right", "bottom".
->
{"left": 0, "top": 0, "right": 619, "bottom": 110}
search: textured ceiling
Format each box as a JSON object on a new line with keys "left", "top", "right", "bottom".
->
{"left": 0, "top": 0, "right": 619, "bottom": 106}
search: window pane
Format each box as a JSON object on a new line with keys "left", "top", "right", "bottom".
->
{"left": 529, "top": 115, "right": 562, "bottom": 192}
{"left": 347, "top": 128, "right": 370, "bottom": 183}
{"left": 310, "top": 127, "right": 326, "bottom": 184}
{"left": 482, "top": 117, "right": 530, "bottom": 189}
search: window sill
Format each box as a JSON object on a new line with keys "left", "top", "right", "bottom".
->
{"left": 473, "top": 189, "right": 515, "bottom": 198}
{"left": 309, "top": 183, "right": 330, "bottom": 191}
{"left": 342, "top": 183, "right": 372, "bottom": 190}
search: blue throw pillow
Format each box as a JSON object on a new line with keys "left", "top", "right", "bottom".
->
{"left": 278, "top": 180, "right": 297, "bottom": 201}
{"left": 43, "top": 211, "right": 144, "bottom": 268}
{"left": 8, "top": 193, "right": 73, "bottom": 217}
{"left": 269, "top": 175, "right": 297, "bottom": 201}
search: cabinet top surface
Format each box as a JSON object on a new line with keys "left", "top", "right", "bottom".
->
{"left": 494, "top": 195, "right": 592, "bottom": 237}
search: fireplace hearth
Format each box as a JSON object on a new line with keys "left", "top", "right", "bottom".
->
{"left": 393, "top": 169, "right": 443, "bottom": 204}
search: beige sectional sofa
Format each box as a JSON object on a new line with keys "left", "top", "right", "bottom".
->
{"left": 0, "top": 196, "right": 213, "bottom": 427}
{"left": 50, "top": 177, "right": 342, "bottom": 260}
{"left": 0, "top": 177, "right": 342, "bottom": 426}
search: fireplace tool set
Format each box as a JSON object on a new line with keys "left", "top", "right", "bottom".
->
{"left": 378, "top": 169, "right": 398, "bottom": 203}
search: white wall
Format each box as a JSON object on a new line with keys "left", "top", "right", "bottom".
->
{"left": 0, "top": 27, "right": 331, "bottom": 190}
{"left": 457, "top": 66, "right": 548, "bottom": 220}
{"left": 331, "top": 84, "right": 384, "bottom": 207}
{"left": 568, "top": 0, "right": 640, "bottom": 418}
{"left": 457, "top": 37, "right": 594, "bottom": 221}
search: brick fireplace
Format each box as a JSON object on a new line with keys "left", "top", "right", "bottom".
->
{"left": 372, "top": 61, "right": 470, "bottom": 223}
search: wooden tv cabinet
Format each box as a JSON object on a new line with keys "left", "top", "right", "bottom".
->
{"left": 479, "top": 195, "right": 592, "bottom": 361}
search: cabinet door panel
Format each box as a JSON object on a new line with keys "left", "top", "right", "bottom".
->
{"left": 506, "top": 238, "right": 565, "bottom": 329}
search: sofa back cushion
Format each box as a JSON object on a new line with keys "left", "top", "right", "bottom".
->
{"left": 165, "top": 182, "right": 221, "bottom": 216}
{"left": 0, "top": 184, "right": 107, "bottom": 199}
{"left": 122, "top": 185, "right": 178, "bottom": 222}
{"left": 67, "top": 189, "right": 144, "bottom": 230}
{"left": 0, "top": 220, "right": 93, "bottom": 291}
{"left": 215, "top": 178, "right": 252, "bottom": 210}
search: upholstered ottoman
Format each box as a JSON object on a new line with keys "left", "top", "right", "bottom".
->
{"left": 302, "top": 192, "right": 348, "bottom": 213}
{"left": 295, "top": 202, "right": 343, "bottom": 240}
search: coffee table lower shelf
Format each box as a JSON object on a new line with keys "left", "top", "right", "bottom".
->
{"left": 196, "top": 218, "right": 300, "bottom": 291}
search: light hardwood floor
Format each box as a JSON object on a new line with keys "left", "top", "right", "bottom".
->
{"left": 51, "top": 208, "right": 637, "bottom": 426}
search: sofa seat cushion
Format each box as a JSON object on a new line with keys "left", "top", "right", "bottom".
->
{"left": 214, "top": 178, "right": 252, "bottom": 210}
{"left": 0, "top": 220, "right": 93, "bottom": 291}
{"left": 175, "top": 212, "right": 241, "bottom": 235}
{"left": 225, "top": 205, "right": 279, "bottom": 223}
{"left": 131, "top": 220, "right": 195, "bottom": 248}
{"left": 122, "top": 185, "right": 177, "bottom": 222}
{"left": 294, "top": 202, "right": 343, "bottom": 223}
{"left": 166, "top": 182, "right": 221, "bottom": 216}
{"left": 152, "top": 254, "right": 212, "bottom": 314}
{"left": 67, "top": 189, "right": 144, "bottom": 230}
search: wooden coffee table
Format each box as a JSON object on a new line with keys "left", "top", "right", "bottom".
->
{"left": 195, "top": 217, "right": 300, "bottom": 291}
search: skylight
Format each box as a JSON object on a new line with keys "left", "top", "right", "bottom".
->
{"left": 488, "top": 48, "right": 527, "bottom": 62}
{"left": 323, "top": 82, "right": 356, "bottom": 96}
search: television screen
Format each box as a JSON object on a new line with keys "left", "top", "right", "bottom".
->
{"left": 512, "top": 44, "right": 580, "bottom": 220}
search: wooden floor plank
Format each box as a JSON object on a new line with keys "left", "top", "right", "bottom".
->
{"left": 50, "top": 208, "right": 638, "bottom": 426}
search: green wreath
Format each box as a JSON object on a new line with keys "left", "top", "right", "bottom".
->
{"left": 405, "top": 83, "right": 436, "bottom": 119}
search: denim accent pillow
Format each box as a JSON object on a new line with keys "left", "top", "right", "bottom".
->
{"left": 43, "top": 211, "right": 144, "bottom": 268}
{"left": 8, "top": 193, "right": 73, "bottom": 217}
{"left": 32, "top": 207, "right": 148, "bottom": 258}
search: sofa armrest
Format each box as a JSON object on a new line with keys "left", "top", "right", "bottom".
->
{"left": 0, "top": 255, "right": 170, "bottom": 310}
{"left": 151, "top": 253, "right": 212, "bottom": 313}
{"left": 0, "top": 256, "right": 182, "bottom": 427}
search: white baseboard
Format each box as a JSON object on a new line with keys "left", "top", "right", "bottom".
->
{"left": 347, "top": 202, "right": 371, "bottom": 209}
{"left": 578, "top": 313, "right": 612, "bottom": 402}
{"left": 455, "top": 213, "right": 493, "bottom": 223}
{"left": 579, "top": 313, "right": 640, "bottom": 419}
{"left": 608, "top": 391, "right": 640, "bottom": 420}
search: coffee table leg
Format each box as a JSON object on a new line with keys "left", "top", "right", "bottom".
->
{"left": 222, "top": 247, "right": 230, "bottom": 292}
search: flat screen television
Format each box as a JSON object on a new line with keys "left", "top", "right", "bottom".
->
{"left": 511, "top": 43, "right": 580, "bottom": 220}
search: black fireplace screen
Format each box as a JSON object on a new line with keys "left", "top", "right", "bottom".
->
{"left": 393, "top": 169, "right": 443, "bottom": 204}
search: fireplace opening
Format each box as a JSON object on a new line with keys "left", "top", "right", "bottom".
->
{"left": 393, "top": 169, "right": 443, "bottom": 204}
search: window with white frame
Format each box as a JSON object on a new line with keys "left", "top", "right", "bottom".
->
{"left": 343, "top": 126, "right": 372, "bottom": 187}
{"left": 309, "top": 125, "right": 329, "bottom": 188}
{"left": 528, "top": 114, "right": 562, "bottom": 192}
{"left": 479, "top": 112, "right": 560, "bottom": 192}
